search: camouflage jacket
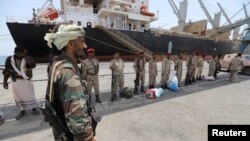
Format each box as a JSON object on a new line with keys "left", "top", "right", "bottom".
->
{"left": 47, "top": 54, "right": 93, "bottom": 140}
{"left": 230, "top": 56, "right": 243, "bottom": 71}
{"left": 110, "top": 58, "right": 124, "bottom": 75}
{"left": 174, "top": 58, "right": 183, "bottom": 72}
{"left": 162, "top": 57, "right": 171, "bottom": 74}
{"left": 133, "top": 57, "right": 146, "bottom": 73}
{"left": 81, "top": 57, "right": 99, "bottom": 78}
{"left": 149, "top": 59, "right": 157, "bottom": 76}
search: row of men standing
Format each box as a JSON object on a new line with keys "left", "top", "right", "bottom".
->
{"left": 81, "top": 49, "right": 209, "bottom": 102}
{"left": 81, "top": 49, "right": 240, "bottom": 103}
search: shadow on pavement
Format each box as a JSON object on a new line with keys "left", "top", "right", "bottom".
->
{"left": 94, "top": 73, "right": 250, "bottom": 116}
{"left": 0, "top": 73, "right": 249, "bottom": 140}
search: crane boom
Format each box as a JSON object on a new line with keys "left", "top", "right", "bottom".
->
{"left": 198, "top": 0, "right": 216, "bottom": 28}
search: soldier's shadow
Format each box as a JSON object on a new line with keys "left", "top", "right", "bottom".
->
{"left": 0, "top": 103, "right": 52, "bottom": 140}
{"left": 94, "top": 73, "right": 250, "bottom": 116}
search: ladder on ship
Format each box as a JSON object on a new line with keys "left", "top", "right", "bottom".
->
{"left": 96, "top": 26, "right": 153, "bottom": 59}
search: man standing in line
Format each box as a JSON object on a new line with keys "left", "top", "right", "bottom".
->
{"left": 161, "top": 53, "right": 171, "bottom": 89}
{"left": 44, "top": 24, "right": 95, "bottom": 141}
{"left": 133, "top": 51, "right": 146, "bottom": 94}
{"left": 174, "top": 53, "right": 183, "bottom": 87}
{"left": 149, "top": 54, "right": 157, "bottom": 89}
{"left": 229, "top": 53, "right": 244, "bottom": 82}
{"left": 2, "top": 46, "right": 39, "bottom": 120}
{"left": 208, "top": 55, "right": 216, "bottom": 77}
{"left": 196, "top": 54, "right": 205, "bottom": 80}
{"left": 81, "top": 48, "right": 102, "bottom": 103}
{"left": 213, "top": 54, "right": 221, "bottom": 79}
{"left": 192, "top": 52, "right": 198, "bottom": 83}
{"left": 186, "top": 52, "right": 196, "bottom": 85}
{"left": 110, "top": 53, "right": 124, "bottom": 101}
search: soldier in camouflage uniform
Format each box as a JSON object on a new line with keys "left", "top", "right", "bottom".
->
{"left": 161, "top": 53, "right": 171, "bottom": 89}
{"left": 192, "top": 52, "right": 198, "bottom": 82}
{"left": 110, "top": 53, "right": 124, "bottom": 101}
{"left": 196, "top": 54, "right": 205, "bottom": 80}
{"left": 208, "top": 55, "right": 216, "bottom": 76}
{"left": 229, "top": 53, "right": 244, "bottom": 82}
{"left": 148, "top": 54, "right": 157, "bottom": 89}
{"left": 81, "top": 48, "right": 102, "bottom": 103}
{"left": 133, "top": 51, "right": 146, "bottom": 94}
{"left": 213, "top": 55, "right": 221, "bottom": 79}
{"left": 44, "top": 24, "right": 95, "bottom": 141}
{"left": 174, "top": 54, "right": 183, "bottom": 87}
{"left": 186, "top": 52, "right": 196, "bottom": 85}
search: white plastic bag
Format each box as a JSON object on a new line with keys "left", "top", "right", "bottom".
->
{"left": 205, "top": 76, "right": 215, "bottom": 81}
{"left": 153, "top": 88, "right": 164, "bottom": 98}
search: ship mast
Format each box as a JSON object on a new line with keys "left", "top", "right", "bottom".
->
{"left": 198, "top": 0, "right": 221, "bottom": 29}
{"left": 168, "top": 0, "right": 188, "bottom": 32}
{"left": 217, "top": 2, "right": 240, "bottom": 40}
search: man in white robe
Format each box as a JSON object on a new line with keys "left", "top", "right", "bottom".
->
{"left": 2, "top": 47, "right": 39, "bottom": 120}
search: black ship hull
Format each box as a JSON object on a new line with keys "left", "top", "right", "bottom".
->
{"left": 7, "top": 23, "right": 236, "bottom": 62}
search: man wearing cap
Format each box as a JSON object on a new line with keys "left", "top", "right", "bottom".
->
{"left": 229, "top": 53, "right": 244, "bottom": 82}
{"left": 149, "top": 53, "right": 157, "bottom": 89}
{"left": 213, "top": 54, "right": 221, "bottom": 79}
{"left": 192, "top": 52, "right": 198, "bottom": 82}
{"left": 186, "top": 52, "right": 196, "bottom": 85}
{"left": 44, "top": 24, "right": 95, "bottom": 141}
{"left": 110, "top": 53, "right": 124, "bottom": 101}
{"left": 208, "top": 55, "right": 216, "bottom": 77}
{"left": 174, "top": 53, "right": 183, "bottom": 87}
{"left": 133, "top": 51, "right": 146, "bottom": 94}
{"left": 196, "top": 54, "right": 205, "bottom": 80}
{"left": 161, "top": 53, "right": 171, "bottom": 89}
{"left": 82, "top": 48, "right": 102, "bottom": 103}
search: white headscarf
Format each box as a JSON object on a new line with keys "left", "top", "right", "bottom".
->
{"left": 44, "top": 24, "right": 85, "bottom": 50}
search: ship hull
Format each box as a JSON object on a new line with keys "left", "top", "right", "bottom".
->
{"left": 6, "top": 23, "right": 236, "bottom": 62}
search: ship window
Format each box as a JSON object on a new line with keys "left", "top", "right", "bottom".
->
{"left": 70, "top": 20, "right": 73, "bottom": 24}
{"left": 78, "top": 21, "right": 81, "bottom": 26}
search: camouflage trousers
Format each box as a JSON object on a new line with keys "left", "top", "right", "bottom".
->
{"left": 208, "top": 68, "right": 215, "bottom": 76}
{"left": 229, "top": 70, "right": 238, "bottom": 81}
{"left": 188, "top": 66, "right": 196, "bottom": 80}
{"left": 111, "top": 74, "right": 124, "bottom": 94}
{"left": 176, "top": 70, "right": 182, "bottom": 83}
{"left": 86, "top": 75, "right": 99, "bottom": 95}
{"left": 161, "top": 73, "right": 170, "bottom": 85}
{"left": 196, "top": 66, "right": 203, "bottom": 77}
{"left": 149, "top": 75, "right": 156, "bottom": 85}
{"left": 135, "top": 72, "right": 145, "bottom": 86}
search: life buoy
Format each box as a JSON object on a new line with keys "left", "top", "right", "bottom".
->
{"left": 140, "top": 4, "right": 155, "bottom": 17}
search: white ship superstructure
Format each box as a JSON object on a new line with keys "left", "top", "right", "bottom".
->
{"left": 60, "top": 0, "right": 157, "bottom": 31}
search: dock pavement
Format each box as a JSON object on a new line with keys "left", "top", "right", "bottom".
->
{"left": 1, "top": 62, "right": 250, "bottom": 141}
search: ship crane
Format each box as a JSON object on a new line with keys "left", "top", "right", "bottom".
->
{"left": 210, "top": 3, "right": 250, "bottom": 37}
{"left": 198, "top": 0, "right": 221, "bottom": 29}
{"left": 243, "top": 3, "right": 250, "bottom": 28}
{"left": 168, "top": 0, "right": 188, "bottom": 32}
{"left": 217, "top": 2, "right": 240, "bottom": 40}
{"left": 212, "top": 17, "right": 250, "bottom": 37}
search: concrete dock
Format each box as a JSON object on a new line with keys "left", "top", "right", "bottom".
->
{"left": 0, "top": 62, "right": 250, "bottom": 141}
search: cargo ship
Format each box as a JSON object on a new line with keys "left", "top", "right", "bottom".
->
{"left": 6, "top": 0, "right": 250, "bottom": 62}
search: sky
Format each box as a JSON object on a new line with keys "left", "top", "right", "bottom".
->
{"left": 0, "top": 0, "right": 249, "bottom": 56}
